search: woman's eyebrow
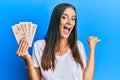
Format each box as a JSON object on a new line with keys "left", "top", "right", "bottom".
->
{"left": 62, "top": 13, "right": 76, "bottom": 17}
{"left": 62, "top": 14, "right": 68, "bottom": 16}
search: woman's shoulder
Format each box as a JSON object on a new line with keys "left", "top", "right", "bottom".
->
{"left": 77, "top": 40, "right": 84, "bottom": 46}
{"left": 77, "top": 40, "right": 86, "bottom": 49}
{"left": 33, "top": 39, "right": 46, "bottom": 48}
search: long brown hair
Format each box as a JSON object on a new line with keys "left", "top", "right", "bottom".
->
{"left": 41, "top": 3, "right": 84, "bottom": 71}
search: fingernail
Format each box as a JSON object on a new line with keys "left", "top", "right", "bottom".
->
{"left": 98, "top": 39, "right": 101, "bottom": 42}
{"left": 18, "top": 54, "right": 20, "bottom": 56}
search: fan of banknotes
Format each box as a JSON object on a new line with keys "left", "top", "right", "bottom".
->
{"left": 12, "top": 22, "right": 37, "bottom": 47}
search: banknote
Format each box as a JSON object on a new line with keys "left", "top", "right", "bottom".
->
{"left": 30, "top": 23, "right": 37, "bottom": 47}
{"left": 12, "top": 22, "right": 37, "bottom": 47}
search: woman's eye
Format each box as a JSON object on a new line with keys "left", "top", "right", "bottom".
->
{"left": 71, "top": 18, "right": 76, "bottom": 21}
{"left": 61, "top": 16, "right": 66, "bottom": 19}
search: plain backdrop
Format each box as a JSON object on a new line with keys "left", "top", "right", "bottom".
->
{"left": 0, "top": 0, "right": 120, "bottom": 80}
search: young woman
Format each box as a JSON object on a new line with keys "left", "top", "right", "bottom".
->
{"left": 16, "top": 3, "right": 100, "bottom": 80}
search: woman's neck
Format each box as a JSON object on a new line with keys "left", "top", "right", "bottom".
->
{"left": 55, "top": 38, "right": 70, "bottom": 56}
{"left": 60, "top": 38, "right": 68, "bottom": 48}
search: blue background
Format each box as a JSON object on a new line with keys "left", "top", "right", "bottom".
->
{"left": 0, "top": 0, "right": 120, "bottom": 80}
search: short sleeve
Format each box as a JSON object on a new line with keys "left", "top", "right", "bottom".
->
{"left": 77, "top": 41, "right": 87, "bottom": 68}
{"left": 32, "top": 40, "right": 45, "bottom": 67}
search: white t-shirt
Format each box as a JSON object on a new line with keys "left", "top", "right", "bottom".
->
{"left": 32, "top": 40, "right": 87, "bottom": 80}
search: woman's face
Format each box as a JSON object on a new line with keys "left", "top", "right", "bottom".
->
{"left": 59, "top": 7, "right": 76, "bottom": 39}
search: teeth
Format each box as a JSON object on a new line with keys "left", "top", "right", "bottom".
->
{"left": 64, "top": 26, "right": 71, "bottom": 31}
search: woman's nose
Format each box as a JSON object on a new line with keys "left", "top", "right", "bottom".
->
{"left": 67, "top": 18, "right": 72, "bottom": 25}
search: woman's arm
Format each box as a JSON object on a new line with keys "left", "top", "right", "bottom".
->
{"left": 83, "top": 36, "right": 100, "bottom": 80}
{"left": 16, "top": 39, "right": 41, "bottom": 80}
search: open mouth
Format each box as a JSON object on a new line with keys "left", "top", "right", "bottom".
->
{"left": 63, "top": 26, "right": 71, "bottom": 35}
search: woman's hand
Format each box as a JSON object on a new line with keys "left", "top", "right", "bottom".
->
{"left": 16, "top": 39, "right": 31, "bottom": 60}
{"left": 87, "top": 36, "right": 100, "bottom": 51}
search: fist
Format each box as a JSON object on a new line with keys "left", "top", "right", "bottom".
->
{"left": 87, "top": 36, "right": 100, "bottom": 50}
{"left": 16, "top": 39, "right": 31, "bottom": 60}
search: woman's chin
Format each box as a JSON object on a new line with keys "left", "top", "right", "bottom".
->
{"left": 61, "top": 35, "right": 70, "bottom": 39}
